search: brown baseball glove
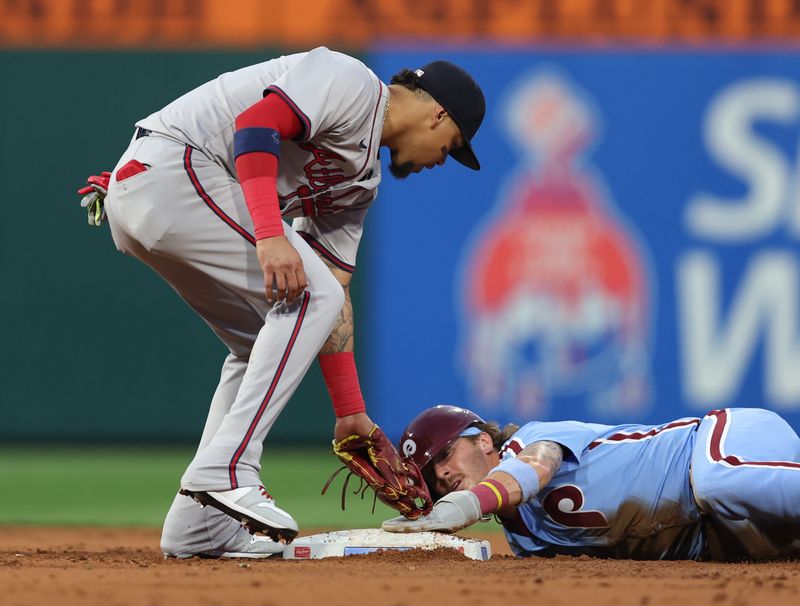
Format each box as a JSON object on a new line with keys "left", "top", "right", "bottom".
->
{"left": 322, "top": 424, "right": 433, "bottom": 519}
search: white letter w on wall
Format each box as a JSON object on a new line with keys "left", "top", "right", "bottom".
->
{"left": 678, "top": 251, "right": 800, "bottom": 409}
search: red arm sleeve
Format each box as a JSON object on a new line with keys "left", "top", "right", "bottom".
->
{"left": 234, "top": 93, "right": 303, "bottom": 240}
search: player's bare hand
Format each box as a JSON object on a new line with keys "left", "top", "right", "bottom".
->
{"left": 333, "top": 412, "right": 375, "bottom": 443}
{"left": 382, "top": 490, "right": 482, "bottom": 533}
{"left": 256, "top": 236, "right": 308, "bottom": 304}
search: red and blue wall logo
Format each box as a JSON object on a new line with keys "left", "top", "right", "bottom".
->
{"left": 367, "top": 50, "right": 800, "bottom": 438}
{"left": 458, "top": 72, "right": 653, "bottom": 419}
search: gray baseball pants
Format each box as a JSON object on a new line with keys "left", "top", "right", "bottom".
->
{"left": 105, "top": 132, "right": 343, "bottom": 553}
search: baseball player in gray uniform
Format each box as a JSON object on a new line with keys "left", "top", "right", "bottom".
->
{"left": 77, "top": 47, "right": 485, "bottom": 558}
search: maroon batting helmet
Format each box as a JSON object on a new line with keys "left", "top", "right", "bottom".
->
{"left": 398, "top": 405, "right": 485, "bottom": 487}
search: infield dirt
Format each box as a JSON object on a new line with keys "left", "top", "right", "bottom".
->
{"left": 1, "top": 526, "right": 798, "bottom": 606}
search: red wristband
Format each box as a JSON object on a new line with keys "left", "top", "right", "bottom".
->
{"left": 470, "top": 479, "right": 509, "bottom": 515}
{"left": 319, "top": 352, "right": 366, "bottom": 417}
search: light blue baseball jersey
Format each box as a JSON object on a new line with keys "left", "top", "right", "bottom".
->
{"left": 498, "top": 417, "right": 706, "bottom": 559}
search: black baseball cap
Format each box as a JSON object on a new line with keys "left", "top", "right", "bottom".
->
{"left": 413, "top": 61, "right": 485, "bottom": 170}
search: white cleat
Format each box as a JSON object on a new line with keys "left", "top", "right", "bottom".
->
{"left": 164, "top": 531, "right": 284, "bottom": 559}
{"left": 219, "top": 533, "right": 285, "bottom": 558}
{"left": 180, "top": 485, "right": 299, "bottom": 542}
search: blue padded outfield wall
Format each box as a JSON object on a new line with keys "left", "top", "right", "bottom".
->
{"left": 364, "top": 49, "right": 800, "bottom": 439}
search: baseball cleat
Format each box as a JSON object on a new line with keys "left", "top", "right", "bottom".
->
{"left": 163, "top": 532, "right": 284, "bottom": 559}
{"left": 180, "top": 485, "right": 299, "bottom": 542}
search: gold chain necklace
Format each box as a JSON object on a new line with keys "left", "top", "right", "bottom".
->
{"left": 383, "top": 88, "right": 391, "bottom": 123}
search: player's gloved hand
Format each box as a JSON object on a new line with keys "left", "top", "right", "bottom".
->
{"left": 256, "top": 236, "right": 308, "bottom": 305}
{"left": 324, "top": 415, "right": 433, "bottom": 520}
{"left": 382, "top": 490, "right": 482, "bottom": 533}
{"left": 77, "top": 171, "right": 112, "bottom": 226}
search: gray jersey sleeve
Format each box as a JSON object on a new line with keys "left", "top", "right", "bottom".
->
{"left": 292, "top": 209, "right": 368, "bottom": 273}
{"left": 264, "top": 47, "right": 375, "bottom": 142}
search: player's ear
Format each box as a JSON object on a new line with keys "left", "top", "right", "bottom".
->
{"left": 478, "top": 431, "right": 494, "bottom": 454}
{"left": 431, "top": 103, "right": 448, "bottom": 128}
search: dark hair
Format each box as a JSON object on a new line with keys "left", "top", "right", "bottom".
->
{"left": 466, "top": 421, "right": 520, "bottom": 450}
{"left": 390, "top": 68, "right": 432, "bottom": 97}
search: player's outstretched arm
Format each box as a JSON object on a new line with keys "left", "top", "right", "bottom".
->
{"left": 383, "top": 440, "right": 563, "bottom": 533}
{"left": 311, "top": 258, "right": 377, "bottom": 433}
{"left": 487, "top": 440, "right": 563, "bottom": 513}
{"left": 314, "top": 261, "right": 380, "bottom": 443}
{"left": 311, "top": 256, "right": 370, "bottom": 433}
{"left": 316, "top": 259, "right": 433, "bottom": 519}
{"left": 317, "top": 268, "right": 377, "bottom": 439}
